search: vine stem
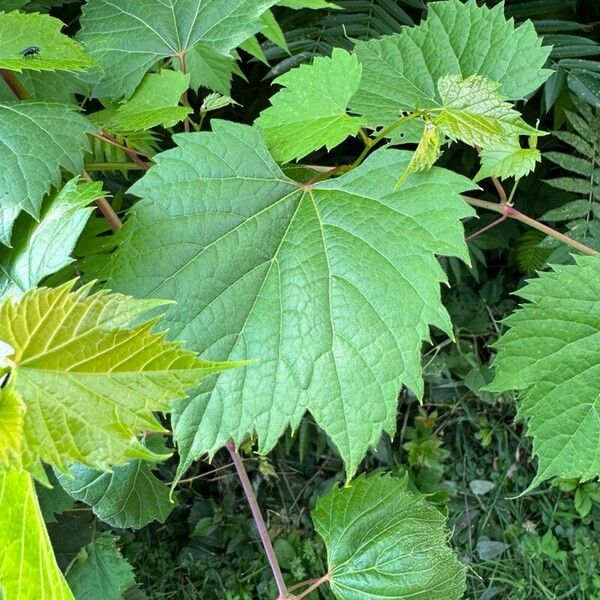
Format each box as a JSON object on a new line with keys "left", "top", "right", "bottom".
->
{"left": 176, "top": 52, "right": 193, "bottom": 133}
{"left": 81, "top": 172, "right": 123, "bottom": 232}
{"left": 92, "top": 132, "right": 150, "bottom": 170}
{"left": 463, "top": 196, "right": 598, "bottom": 256}
{"left": 225, "top": 440, "right": 289, "bottom": 600}
{"left": 288, "top": 574, "right": 331, "bottom": 599}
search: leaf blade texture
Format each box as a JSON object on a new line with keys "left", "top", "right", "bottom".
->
{"left": 0, "top": 10, "right": 94, "bottom": 73}
{"left": 57, "top": 460, "right": 174, "bottom": 529}
{"left": 488, "top": 256, "right": 600, "bottom": 488}
{"left": 350, "top": 0, "right": 552, "bottom": 128}
{"left": 78, "top": 0, "right": 278, "bottom": 99}
{"left": 0, "top": 101, "right": 95, "bottom": 246}
{"left": 65, "top": 532, "right": 135, "bottom": 600}
{"left": 312, "top": 474, "right": 465, "bottom": 600}
{"left": 105, "top": 120, "right": 475, "bottom": 480}
{"left": 0, "top": 281, "right": 232, "bottom": 476}
{"left": 0, "top": 178, "right": 101, "bottom": 303}
{"left": 256, "top": 48, "right": 365, "bottom": 163}
{"left": 0, "top": 468, "right": 73, "bottom": 600}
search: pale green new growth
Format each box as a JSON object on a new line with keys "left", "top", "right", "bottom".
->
{"left": 0, "top": 101, "right": 95, "bottom": 246}
{"left": 256, "top": 48, "right": 365, "bottom": 163}
{"left": 398, "top": 121, "right": 441, "bottom": 184}
{"left": 0, "top": 281, "right": 232, "bottom": 477}
{"left": 0, "top": 468, "right": 73, "bottom": 600}
{"left": 476, "top": 141, "right": 541, "bottom": 181}
{"left": 0, "top": 11, "right": 93, "bottom": 73}
{"left": 66, "top": 533, "right": 134, "bottom": 600}
{"left": 105, "top": 70, "right": 192, "bottom": 132}
{"left": 312, "top": 474, "right": 465, "bottom": 599}
{"left": 105, "top": 120, "right": 475, "bottom": 480}
{"left": 78, "top": 0, "right": 278, "bottom": 99}
{"left": 488, "top": 256, "right": 600, "bottom": 488}
{"left": 0, "top": 178, "right": 101, "bottom": 303}
{"left": 58, "top": 460, "right": 173, "bottom": 529}
{"left": 350, "top": 0, "right": 552, "bottom": 128}
{"left": 435, "top": 75, "right": 540, "bottom": 147}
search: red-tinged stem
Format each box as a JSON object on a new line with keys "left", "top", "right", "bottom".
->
{"left": 463, "top": 196, "right": 598, "bottom": 256}
{"left": 225, "top": 440, "right": 288, "bottom": 600}
{"left": 288, "top": 574, "right": 331, "bottom": 599}
{"left": 466, "top": 213, "right": 508, "bottom": 240}
{"left": 82, "top": 172, "right": 123, "bottom": 232}
{"left": 0, "top": 69, "right": 28, "bottom": 99}
{"left": 93, "top": 132, "right": 150, "bottom": 170}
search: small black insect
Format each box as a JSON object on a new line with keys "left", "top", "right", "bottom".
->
{"left": 19, "top": 46, "right": 40, "bottom": 58}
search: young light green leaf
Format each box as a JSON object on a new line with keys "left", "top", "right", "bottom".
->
{"left": 0, "top": 10, "right": 93, "bottom": 73}
{"left": 66, "top": 532, "right": 135, "bottom": 600}
{"left": 256, "top": 48, "right": 364, "bottom": 162}
{"left": 57, "top": 460, "right": 174, "bottom": 529}
{"left": 200, "top": 92, "right": 237, "bottom": 114}
{"left": 0, "top": 468, "right": 73, "bottom": 600}
{"left": 435, "top": 75, "right": 540, "bottom": 147}
{"left": 312, "top": 474, "right": 465, "bottom": 600}
{"left": 0, "top": 178, "right": 101, "bottom": 303}
{"left": 0, "top": 101, "right": 95, "bottom": 246}
{"left": 398, "top": 121, "right": 441, "bottom": 184}
{"left": 350, "top": 0, "right": 552, "bottom": 128}
{"left": 104, "top": 120, "right": 475, "bottom": 481}
{"left": 105, "top": 70, "right": 191, "bottom": 132}
{"left": 277, "top": 0, "right": 339, "bottom": 8}
{"left": 0, "top": 281, "right": 233, "bottom": 476}
{"left": 78, "top": 0, "right": 278, "bottom": 99}
{"left": 183, "top": 45, "right": 237, "bottom": 95}
{"left": 488, "top": 256, "right": 600, "bottom": 489}
{"left": 475, "top": 141, "right": 541, "bottom": 181}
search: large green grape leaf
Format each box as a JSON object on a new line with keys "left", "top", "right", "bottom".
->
{"left": 0, "top": 101, "right": 96, "bottom": 246}
{"left": 66, "top": 533, "right": 134, "bottom": 600}
{"left": 0, "top": 281, "right": 233, "bottom": 477}
{"left": 78, "top": 0, "right": 278, "bottom": 99}
{"left": 0, "top": 178, "right": 101, "bottom": 303}
{"left": 0, "top": 11, "right": 93, "bottom": 73}
{"left": 57, "top": 460, "right": 173, "bottom": 529}
{"left": 104, "top": 69, "right": 192, "bottom": 132}
{"left": 350, "top": 0, "right": 552, "bottom": 129}
{"left": 0, "top": 468, "right": 73, "bottom": 600}
{"left": 312, "top": 474, "right": 465, "bottom": 600}
{"left": 255, "top": 48, "right": 365, "bottom": 163}
{"left": 488, "top": 256, "right": 600, "bottom": 488}
{"left": 104, "top": 120, "right": 475, "bottom": 480}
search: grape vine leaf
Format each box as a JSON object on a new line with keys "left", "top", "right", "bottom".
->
{"left": 488, "top": 256, "right": 600, "bottom": 488}
{"left": 182, "top": 45, "right": 237, "bottom": 95}
{"left": 104, "top": 120, "right": 475, "bottom": 480}
{"left": 0, "top": 69, "right": 93, "bottom": 103}
{"left": 475, "top": 141, "right": 541, "bottom": 181}
{"left": 105, "top": 69, "right": 191, "bottom": 132}
{"left": 256, "top": 48, "right": 365, "bottom": 163}
{"left": 350, "top": 0, "right": 552, "bottom": 129}
{"left": 0, "top": 281, "right": 233, "bottom": 478}
{"left": 0, "top": 101, "right": 96, "bottom": 246}
{"left": 66, "top": 532, "right": 134, "bottom": 600}
{"left": 0, "top": 178, "right": 101, "bottom": 303}
{"left": 312, "top": 474, "right": 465, "bottom": 600}
{"left": 434, "top": 75, "right": 541, "bottom": 147}
{"left": 57, "top": 460, "right": 173, "bottom": 529}
{"left": 0, "top": 10, "right": 93, "bottom": 73}
{"left": 78, "top": 0, "right": 279, "bottom": 99}
{"left": 0, "top": 468, "right": 73, "bottom": 600}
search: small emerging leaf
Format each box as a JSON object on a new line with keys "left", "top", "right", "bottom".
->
{"left": 435, "top": 75, "right": 540, "bottom": 148}
{"left": 312, "top": 474, "right": 465, "bottom": 599}
{"left": 475, "top": 141, "right": 541, "bottom": 181}
{"left": 398, "top": 121, "right": 441, "bottom": 184}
